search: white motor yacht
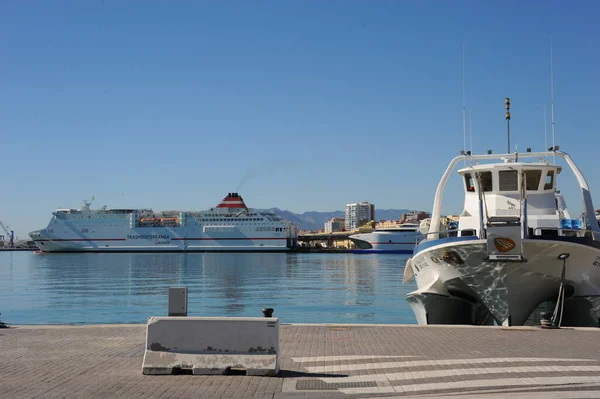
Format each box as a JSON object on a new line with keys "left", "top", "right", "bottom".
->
{"left": 404, "top": 148, "right": 600, "bottom": 327}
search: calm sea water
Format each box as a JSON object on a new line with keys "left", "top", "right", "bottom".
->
{"left": 0, "top": 251, "right": 417, "bottom": 325}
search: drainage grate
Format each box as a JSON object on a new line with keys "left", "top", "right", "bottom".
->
{"left": 296, "top": 380, "right": 376, "bottom": 391}
{"left": 326, "top": 326, "right": 351, "bottom": 331}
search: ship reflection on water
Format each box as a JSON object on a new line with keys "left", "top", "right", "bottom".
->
{"left": 0, "top": 252, "right": 417, "bottom": 325}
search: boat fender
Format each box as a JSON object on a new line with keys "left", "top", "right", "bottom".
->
{"left": 403, "top": 257, "right": 415, "bottom": 283}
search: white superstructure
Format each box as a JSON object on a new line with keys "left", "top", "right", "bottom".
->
{"left": 29, "top": 193, "right": 299, "bottom": 252}
{"left": 349, "top": 223, "right": 420, "bottom": 253}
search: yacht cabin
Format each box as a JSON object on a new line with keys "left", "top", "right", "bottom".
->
{"left": 455, "top": 161, "right": 577, "bottom": 238}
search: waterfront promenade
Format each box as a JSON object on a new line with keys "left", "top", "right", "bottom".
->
{"left": 3, "top": 323, "right": 600, "bottom": 398}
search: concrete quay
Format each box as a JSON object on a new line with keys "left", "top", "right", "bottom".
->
{"left": 3, "top": 323, "right": 600, "bottom": 398}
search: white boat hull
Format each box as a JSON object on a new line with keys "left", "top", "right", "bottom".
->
{"left": 34, "top": 238, "right": 290, "bottom": 252}
{"left": 349, "top": 231, "right": 419, "bottom": 254}
{"left": 407, "top": 237, "right": 600, "bottom": 327}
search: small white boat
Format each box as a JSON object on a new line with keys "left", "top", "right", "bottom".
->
{"left": 349, "top": 223, "right": 421, "bottom": 254}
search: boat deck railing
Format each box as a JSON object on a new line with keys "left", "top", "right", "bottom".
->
{"left": 416, "top": 226, "right": 597, "bottom": 245}
{"left": 531, "top": 227, "right": 590, "bottom": 239}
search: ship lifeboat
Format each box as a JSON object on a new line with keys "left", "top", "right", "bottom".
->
{"left": 160, "top": 217, "right": 179, "bottom": 223}
{"left": 141, "top": 217, "right": 160, "bottom": 223}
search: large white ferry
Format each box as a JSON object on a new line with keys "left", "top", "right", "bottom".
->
{"left": 29, "top": 193, "right": 299, "bottom": 252}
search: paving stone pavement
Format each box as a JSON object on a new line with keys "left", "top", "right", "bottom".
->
{"left": 2, "top": 324, "right": 600, "bottom": 398}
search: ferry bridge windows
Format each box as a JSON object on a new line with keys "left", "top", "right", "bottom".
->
{"left": 544, "top": 171, "right": 555, "bottom": 190}
{"left": 499, "top": 170, "right": 518, "bottom": 191}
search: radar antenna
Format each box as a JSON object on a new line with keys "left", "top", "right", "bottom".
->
{"left": 82, "top": 196, "right": 95, "bottom": 211}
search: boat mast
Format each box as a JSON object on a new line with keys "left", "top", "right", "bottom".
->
{"left": 505, "top": 98, "right": 511, "bottom": 153}
{"left": 544, "top": 103, "right": 548, "bottom": 154}
{"left": 550, "top": 35, "right": 556, "bottom": 163}
{"left": 469, "top": 108, "right": 473, "bottom": 161}
{"left": 462, "top": 43, "right": 467, "bottom": 166}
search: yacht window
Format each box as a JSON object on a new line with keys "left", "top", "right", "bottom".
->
{"left": 525, "top": 170, "right": 542, "bottom": 190}
{"left": 499, "top": 170, "right": 518, "bottom": 191}
{"left": 544, "top": 171, "right": 554, "bottom": 190}
{"left": 477, "top": 171, "right": 493, "bottom": 192}
{"left": 464, "top": 174, "right": 475, "bottom": 192}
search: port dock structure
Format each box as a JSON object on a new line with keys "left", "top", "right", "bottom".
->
{"left": 5, "top": 323, "right": 600, "bottom": 398}
{"left": 298, "top": 231, "right": 358, "bottom": 249}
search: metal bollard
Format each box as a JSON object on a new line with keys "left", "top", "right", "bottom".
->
{"left": 540, "top": 311, "right": 553, "bottom": 328}
{"left": 262, "top": 308, "right": 274, "bottom": 318}
{"left": 168, "top": 287, "right": 188, "bottom": 317}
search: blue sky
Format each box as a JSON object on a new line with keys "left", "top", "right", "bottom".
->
{"left": 2, "top": 0, "right": 600, "bottom": 238}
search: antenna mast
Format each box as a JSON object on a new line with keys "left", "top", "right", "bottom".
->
{"left": 462, "top": 43, "right": 467, "bottom": 165}
{"left": 550, "top": 35, "right": 556, "bottom": 163}
{"left": 505, "top": 98, "right": 511, "bottom": 153}
{"left": 544, "top": 102, "right": 548, "bottom": 152}
{"left": 469, "top": 108, "right": 473, "bottom": 158}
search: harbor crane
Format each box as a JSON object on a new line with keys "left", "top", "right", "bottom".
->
{"left": 0, "top": 221, "right": 14, "bottom": 248}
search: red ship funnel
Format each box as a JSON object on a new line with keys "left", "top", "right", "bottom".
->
{"left": 216, "top": 192, "right": 248, "bottom": 209}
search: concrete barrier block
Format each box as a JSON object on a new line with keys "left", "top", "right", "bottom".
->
{"left": 142, "top": 316, "right": 279, "bottom": 376}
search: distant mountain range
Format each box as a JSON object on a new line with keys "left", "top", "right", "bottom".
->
{"left": 266, "top": 208, "right": 412, "bottom": 231}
